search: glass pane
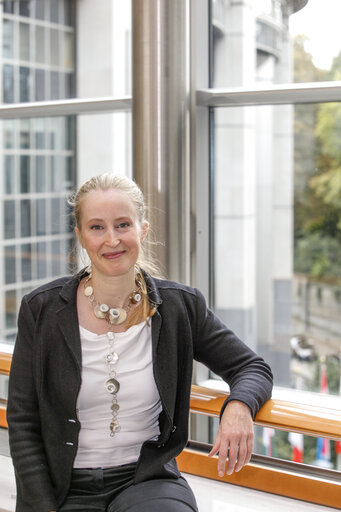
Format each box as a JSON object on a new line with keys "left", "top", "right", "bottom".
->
{"left": 3, "top": 19, "right": 14, "bottom": 59}
{"left": 211, "top": 0, "right": 341, "bottom": 87}
{"left": 36, "top": 199, "right": 46, "bottom": 235}
{"left": 50, "top": 71, "right": 59, "bottom": 100}
{"left": 19, "top": 66, "right": 30, "bottom": 102}
{"left": 63, "top": 31, "right": 73, "bottom": 68}
{"left": 36, "top": 241, "right": 47, "bottom": 278}
{"left": 35, "top": 0, "right": 45, "bottom": 20}
{"left": 35, "top": 26, "right": 45, "bottom": 64}
{"left": 51, "top": 198, "right": 61, "bottom": 234}
{"left": 19, "top": 0, "right": 30, "bottom": 17}
{"left": 5, "top": 246, "right": 16, "bottom": 285}
{"left": 5, "top": 290, "right": 17, "bottom": 329}
{"left": 3, "top": 64, "right": 14, "bottom": 103}
{"left": 4, "top": 155, "right": 15, "bottom": 194}
{"left": 20, "top": 200, "right": 31, "bottom": 237}
{"left": 51, "top": 240, "right": 61, "bottom": 275}
{"left": 35, "top": 156, "right": 46, "bottom": 191}
{"left": 3, "top": 0, "right": 14, "bottom": 14}
{"left": 4, "top": 200, "right": 15, "bottom": 239}
{"left": 35, "top": 69, "right": 45, "bottom": 101}
{"left": 33, "top": 118, "right": 46, "bottom": 149}
{"left": 213, "top": 102, "right": 341, "bottom": 401}
{"left": 50, "top": 29, "right": 59, "bottom": 66}
{"left": 20, "top": 119, "right": 31, "bottom": 149}
{"left": 21, "top": 244, "right": 32, "bottom": 282}
{"left": 19, "top": 22, "right": 30, "bottom": 61}
{"left": 20, "top": 156, "right": 30, "bottom": 193}
{"left": 50, "top": 0, "right": 59, "bottom": 23}
{"left": 3, "top": 120, "right": 16, "bottom": 149}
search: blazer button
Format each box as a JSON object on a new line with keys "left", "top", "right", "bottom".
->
{"left": 68, "top": 419, "right": 76, "bottom": 423}
{"left": 172, "top": 425, "right": 177, "bottom": 433}
{"left": 65, "top": 442, "right": 74, "bottom": 446}
{"left": 157, "top": 443, "right": 165, "bottom": 448}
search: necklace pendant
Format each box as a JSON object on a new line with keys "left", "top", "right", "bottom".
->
{"left": 109, "top": 308, "right": 127, "bottom": 325}
{"left": 130, "top": 292, "right": 142, "bottom": 304}
{"left": 106, "top": 352, "right": 119, "bottom": 364}
{"left": 84, "top": 285, "right": 93, "bottom": 297}
{"left": 94, "top": 305, "right": 106, "bottom": 319}
{"left": 105, "top": 378, "right": 120, "bottom": 394}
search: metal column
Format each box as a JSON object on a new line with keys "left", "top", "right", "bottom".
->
{"left": 132, "top": 0, "right": 190, "bottom": 282}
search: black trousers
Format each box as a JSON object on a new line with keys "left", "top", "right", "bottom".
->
{"left": 59, "top": 463, "right": 198, "bottom": 512}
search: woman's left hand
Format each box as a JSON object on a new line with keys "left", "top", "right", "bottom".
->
{"left": 209, "top": 400, "right": 254, "bottom": 477}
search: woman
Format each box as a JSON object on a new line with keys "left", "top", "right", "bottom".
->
{"left": 7, "top": 173, "right": 273, "bottom": 512}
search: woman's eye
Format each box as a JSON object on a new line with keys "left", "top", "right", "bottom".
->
{"left": 90, "top": 225, "right": 102, "bottom": 230}
{"left": 116, "top": 222, "right": 130, "bottom": 230}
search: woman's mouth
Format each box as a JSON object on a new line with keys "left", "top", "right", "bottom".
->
{"left": 102, "top": 251, "right": 125, "bottom": 260}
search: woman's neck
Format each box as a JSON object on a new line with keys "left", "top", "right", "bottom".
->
{"left": 89, "top": 270, "right": 136, "bottom": 308}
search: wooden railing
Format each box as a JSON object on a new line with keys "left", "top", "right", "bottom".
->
{"left": 1, "top": 355, "right": 341, "bottom": 508}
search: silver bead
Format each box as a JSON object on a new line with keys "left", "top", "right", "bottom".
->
{"left": 99, "top": 303, "right": 109, "bottom": 313}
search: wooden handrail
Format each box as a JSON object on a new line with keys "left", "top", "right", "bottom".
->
{"left": 1, "top": 354, "right": 341, "bottom": 441}
{"left": 190, "top": 385, "right": 341, "bottom": 441}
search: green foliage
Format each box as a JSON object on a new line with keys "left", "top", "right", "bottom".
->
{"left": 294, "top": 39, "right": 341, "bottom": 277}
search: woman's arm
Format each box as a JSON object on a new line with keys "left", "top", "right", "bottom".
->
{"left": 7, "top": 296, "right": 58, "bottom": 512}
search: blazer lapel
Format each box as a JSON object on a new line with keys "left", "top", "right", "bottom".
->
{"left": 56, "top": 274, "right": 82, "bottom": 369}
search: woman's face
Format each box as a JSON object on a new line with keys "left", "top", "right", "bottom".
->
{"left": 75, "top": 188, "right": 148, "bottom": 280}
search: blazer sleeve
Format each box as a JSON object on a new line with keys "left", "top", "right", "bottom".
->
{"left": 7, "top": 296, "right": 58, "bottom": 512}
{"left": 192, "top": 288, "right": 273, "bottom": 419}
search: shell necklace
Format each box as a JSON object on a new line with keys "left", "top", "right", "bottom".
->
{"left": 83, "top": 276, "right": 142, "bottom": 436}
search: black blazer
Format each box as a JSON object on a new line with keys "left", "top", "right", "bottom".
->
{"left": 7, "top": 271, "right": 273, "bottom": 512}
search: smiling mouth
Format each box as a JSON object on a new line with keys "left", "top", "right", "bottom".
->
{"left": 102, "top": 251, "right": 125, "bottom": 259}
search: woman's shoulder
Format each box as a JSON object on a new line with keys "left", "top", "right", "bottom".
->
{"left": 23, "top": 274, "right": 79, "bottom": 304}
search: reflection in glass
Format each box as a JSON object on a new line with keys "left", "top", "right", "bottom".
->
{"left": 50, "top": 29, "right": 59, "bottom": 67}
{"left": 36, "top": 0, "right": 45, "bottom": 20}
{"left": 19, "top": 66, "right": 30, "bottom": 102}
{"left": 33, "top": 118, "right": 46, "bottom": 149}
{"left": 20, "top": 200, "right": 31, "bottom": 237}
{"left": 5, "top": 246, "right": 16, "bottom": 285}
{"left": 51, "top": 240, "right": 61, "bottom": 275}
{"left": 20, "top": 156, "right": 30, "bottom": 193}
{"left": 3, "top": 0, "right": 14, "bottom": 14}
{"left": 4, "top": 120, "right": 16, "bottom": 149}
{"left": 3, "top": 19, "right": 14, "bottom": 59}
{"left": 35, "top": 26, "right": 45, "bottom": 64}
{"left": 3, "top": 64, "right": 14, "bottom": 103}
{"left": 19, "top": 0, "right": 30, "bottom": 17}
{"left": 36, "top": 156, "right": 46, "bottom": 192}
{"left": 50, "top": 0, "right": 59, "bottom": 23}
{"left": 4, "top": 201, "right": 15, "bottom": 239}
{"left": 51, "top": 71, "right": 60, "bottom": 100}
{"left": 36, "top": 199, "right": 46, "bottom": 236}
{"left": 5, "top": 290, "right": 17, "bottom": 329}
{"left": 51, "top": 198, "right": 61, "bottom": 234}
{"left": 35, "top": 69, "right": 45, "bottom": 101}
{"left": 37, "top": 241, "right": 47, "bottom": 278}
{"left": 5, "top": 156, "right": 15, "bottom": 195}
{"left": 20, "top": 119, "right": 30, "bottom": 149}
{"left": 21, "top": 244, "right": 32, "bottom": 282}
{"left": 20, "top": 23, "right": 30, "bottom": 61}
{"left": 63, "top": 32, "right": 73, "bottom": 69}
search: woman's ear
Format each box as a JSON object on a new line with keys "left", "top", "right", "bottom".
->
{"left": 140, "top": 221, "right": 149, "bottom": 243}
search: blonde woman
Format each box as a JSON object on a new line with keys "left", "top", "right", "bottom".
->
{"left": 7, "top": 173, "right": 273, "bottom": 512}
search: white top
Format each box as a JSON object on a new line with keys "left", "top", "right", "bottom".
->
{"left": 73, "top": 320, "right": 162, "bottom": 468}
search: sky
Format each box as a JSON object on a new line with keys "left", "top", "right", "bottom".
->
{"left": 289, "top": 0, "right": 341, "bottom": 70}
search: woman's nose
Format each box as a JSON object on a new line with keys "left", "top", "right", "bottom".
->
{"left": 105, "top": 228, "right": 120, "bottom": 246}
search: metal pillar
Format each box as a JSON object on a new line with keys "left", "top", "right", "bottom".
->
{"left": 132, "top": 0, "right": 190, "bottom": 282}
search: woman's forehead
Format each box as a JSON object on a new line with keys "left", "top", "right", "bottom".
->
{"left": 80, "top": 189, "right": 137, "bottom": 218}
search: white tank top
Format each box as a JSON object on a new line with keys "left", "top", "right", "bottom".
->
{"left": 73, "top": 320, "right": 162, "bottom": 468}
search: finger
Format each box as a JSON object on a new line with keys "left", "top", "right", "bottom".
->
{"left": 225, "top": 443, "right": 238, "bottom": 475}
{"left": 217, "top": 440, "right": 229, "bottom": 477}
{"left": 208, "top": 431, "right": 221, "bottom": 457}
